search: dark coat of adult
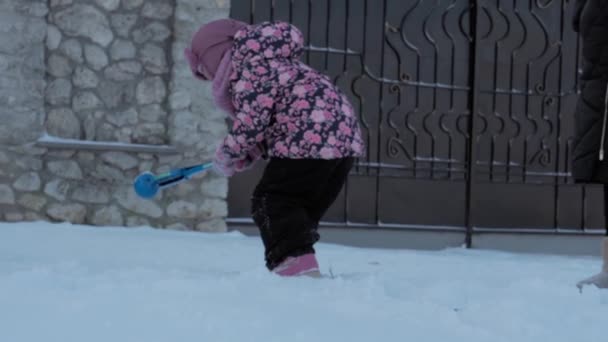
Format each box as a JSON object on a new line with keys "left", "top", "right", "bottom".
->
{"left": 572, "top": 0, "right": 608, "bottom": 183}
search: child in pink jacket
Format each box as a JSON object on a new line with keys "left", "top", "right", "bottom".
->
{"left": 185, "top": 19, "right": 364, "bottom": 277}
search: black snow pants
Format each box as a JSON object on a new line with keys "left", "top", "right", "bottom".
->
{"left": 251, "top": 157, "right": 354, "bottom": 270}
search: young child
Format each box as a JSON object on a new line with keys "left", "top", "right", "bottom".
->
{"left": 185, "top": 19, "right": 364, "bottom": 277}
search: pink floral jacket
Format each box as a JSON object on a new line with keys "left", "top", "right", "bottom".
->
{"left": 217, "top": 21, "right": 364, "bottom": 165}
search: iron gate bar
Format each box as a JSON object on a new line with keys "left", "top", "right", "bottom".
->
{"left": 465, "top": 0, "right": 480, "bottom": 247}
{"left": 374, "top": 0, "right": 388, "bottom": 226}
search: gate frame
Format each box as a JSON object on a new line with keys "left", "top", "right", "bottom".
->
{"left": 227, "top": 0, "right": 607, "bottom": 247}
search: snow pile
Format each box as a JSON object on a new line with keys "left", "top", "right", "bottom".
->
{"left": 0, "top": 222, "right": 606, "bottom": 342}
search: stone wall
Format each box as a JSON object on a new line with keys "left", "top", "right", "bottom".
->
{"left": 46, "top": 0, "right": 172, "bottom": 144}
{"left": 0, "top": 0, "right": 231, "bottom": 231}
{"left": 0, "top": 0, "right": 48, "bottom": 221}
{"left": 0, "top": 0, "right": 47, "bottom": 145}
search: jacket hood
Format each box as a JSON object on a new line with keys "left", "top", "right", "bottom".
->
{"left": 232, "top": 21, "right": 304, "bottom": 65}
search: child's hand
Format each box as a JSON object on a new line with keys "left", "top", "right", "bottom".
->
{"left": 212, "top": 159, "right": 236, "bottom": 177}
{"left": 214, "top": 144, "right": 265, "bottom": 177}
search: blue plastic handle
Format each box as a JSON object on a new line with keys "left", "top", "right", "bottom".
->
{"left": 134, "top": 162, "right": 214, "bottom": 199}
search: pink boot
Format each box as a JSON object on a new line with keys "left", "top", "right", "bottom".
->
{"left": 273, "top": 253, "right": 322, "bottom": 277}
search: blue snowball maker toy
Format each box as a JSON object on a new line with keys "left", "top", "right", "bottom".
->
{"left": 133, "top": 162, "right": 214, "bottom": 199}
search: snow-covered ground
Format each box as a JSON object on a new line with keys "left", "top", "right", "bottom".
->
{"left": 0, "top": 222, "right": 606, "bottom": 342}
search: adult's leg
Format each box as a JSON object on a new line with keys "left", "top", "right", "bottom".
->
{"left": 605, "top": 184, "right": 608, "bottom": 236}
{"left": 577, "top": 184, "right": 608, "bottom": 290}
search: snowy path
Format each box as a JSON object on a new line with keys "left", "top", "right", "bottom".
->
{"left": 0, "top": 222, "right": 606, "bottom": 342}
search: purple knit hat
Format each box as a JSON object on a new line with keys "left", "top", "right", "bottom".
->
{"left": 184, "top": 18, "right": 247, "bottom": 80}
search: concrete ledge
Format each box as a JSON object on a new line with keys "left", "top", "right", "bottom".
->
{"left": 230, "top": 224, "right": 605, "bottom": 257}
{"left": 230, "top": 225, "right": 467, "bottom": 251}
{"left": 472, "top": 233, "right": 604, "bottom": 257}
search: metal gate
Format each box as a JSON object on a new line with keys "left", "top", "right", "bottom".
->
{"left": 227, "top": 0, "right": 606, "bottom": 240}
